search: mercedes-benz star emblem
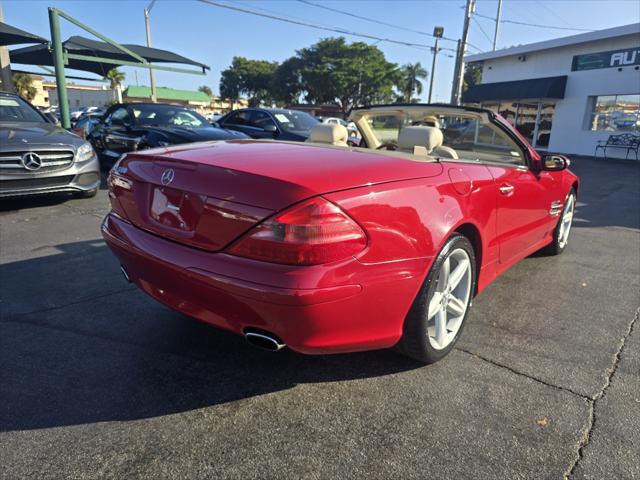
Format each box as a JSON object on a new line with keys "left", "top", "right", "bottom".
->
{"left": 22, "top": 152, "right": 42, "bottom": 171}
{"left": 161, "top": 168, "right": 175, "bottom": 186}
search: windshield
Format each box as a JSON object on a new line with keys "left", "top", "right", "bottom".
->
{"left": 358, "top": 109, "right": 524, "bottom": 165}
{"left": 273, "top": 110, "right": 319, "bottom": 133}
{"left": 131, "top": 104, "right": 209, "bottom": 128}
{"left": 0, "top": 96, "right": 45, "bottom": 123}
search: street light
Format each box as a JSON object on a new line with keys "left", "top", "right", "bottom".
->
{"left": 144, "top": 0, "right": 157, "bottom": 102}
{"left": 428, "top": 26, "right": 443, "bottom": 104}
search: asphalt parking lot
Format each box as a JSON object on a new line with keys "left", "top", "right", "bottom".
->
{"left": 1, "top": 156, "right": 638, "bottom": 479}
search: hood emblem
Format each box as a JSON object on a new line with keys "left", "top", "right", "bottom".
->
{"left": 161, "top": 168, "right": 175, "bottom": 186}
{"left": 22, "top": 152, "right": 42, "bottom": 171}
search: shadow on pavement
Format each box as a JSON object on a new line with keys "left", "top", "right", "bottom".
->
{"left": 0, "top": 240, "right": 422, "bottom": 432}
{"left": 569, "top": 156, "right": 640, "bottom": 230}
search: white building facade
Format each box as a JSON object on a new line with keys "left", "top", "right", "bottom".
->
{"left": 464, "top": 23, "right": 640, "bottom": 159}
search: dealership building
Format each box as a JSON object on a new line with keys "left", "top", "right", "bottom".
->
{"left": 463, "top": 23, "right": 640, "bottom": 159}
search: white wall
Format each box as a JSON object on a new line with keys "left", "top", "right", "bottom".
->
{"left": 48, "top": 88, "right": 117, "bottom": 110}
{"left": 480, "top": 33, "right": 640, "bottom": 159}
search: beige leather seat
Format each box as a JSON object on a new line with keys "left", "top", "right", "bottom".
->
{"left": 397, "top": 126, "right": 458, "bottom": 159}
{"left": 306, "top": 123, "right": 349, "bottom": 147}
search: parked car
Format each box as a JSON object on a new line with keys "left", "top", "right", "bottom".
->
{"left": 102, "top": 103, "right": 578, "bottom": 363}
{"left": 215, "top": 108, "right": 320, "bottom": 141}
{"left": 0, "top": 91, "right": 101, "bottom": 198}
{"left": 71, "top": 112, "right": 104, "bottom": 140}
{"left": 70, "top": 106, "right": 104, "bottom": 123}
{"left": 88, "top": 103, "right": 249, "bottom": 169}
{"left": 323, "top": 116, "right": 358, "bottom": 137}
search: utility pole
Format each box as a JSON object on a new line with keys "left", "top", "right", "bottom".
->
{"left": 493, "top": 0, "right": 503, "bottom": 51}
{"left": 144, "top": 0, "right": 157, "bottom": 102}
{"left": 428, "top": 26, "right": 444, "bottom": 104}
{"left": 451, "top": 0, "right": 474, "bottom": 105}
{"left": 0, "top": 3, "right": 16, "bottom": 93}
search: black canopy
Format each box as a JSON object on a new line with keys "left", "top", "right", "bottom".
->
{"left": 462, "top": 76, "right": 567, "bottom": 103}
{"left": 0, "top": 21, "right": 47, "bottom": 46}
{"left": 9, "top": 35, "right": 209, "bottom": 77}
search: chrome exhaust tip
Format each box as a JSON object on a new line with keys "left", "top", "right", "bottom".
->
{"left": 120, "top": 265, "right": 130, "bottom": 282}
{"left": 244, "top": 331, "right": 286, "bottom": 352}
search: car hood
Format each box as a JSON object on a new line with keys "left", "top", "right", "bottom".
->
{"left": 0, "top": 122, "right": 84, "bottom": 148}
{"left": 142, "top": 125, "right": 248, "bottom": 143}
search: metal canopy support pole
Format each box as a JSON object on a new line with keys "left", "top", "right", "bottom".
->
{"left": 49, "top": 8, "right": 70, "bottom": 129}
{"left": 428, "top": 37, "right": 439, "bottom": 103}
{"left": 493, "top": 0, "right": 502, "bottom": 51}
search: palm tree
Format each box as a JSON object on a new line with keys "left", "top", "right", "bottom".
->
{"left": 104, "top": 68, "right": 125, "bottom": 90}
{"left": 399, "top": 63, "right": 428, "bottom": 103}
{"left": 198, "top": 85, "right": 213, "bottom": 97}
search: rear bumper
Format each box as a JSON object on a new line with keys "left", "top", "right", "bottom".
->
{"left": 0, "top": 156, "right": 100, "bottom": 197}
{"left": 102, "top": 212, "right": 430, "bottom": 354}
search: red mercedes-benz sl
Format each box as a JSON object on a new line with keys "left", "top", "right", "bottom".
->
{"left": 102, "top": 104, "right": 578, "bottom": 363}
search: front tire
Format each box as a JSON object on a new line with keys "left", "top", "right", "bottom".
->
{"left": 540, "top": 188, "right": 576, "bottom": 256}
{"left": 396, "top": 233, "right": 476, "bottom": 364}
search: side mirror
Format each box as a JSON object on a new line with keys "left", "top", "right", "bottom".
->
{"left": 542, "top": 154, "right": 570, "bottom": 171}
{"left": 263, "top": 123, "right": 278, "bottom": 135}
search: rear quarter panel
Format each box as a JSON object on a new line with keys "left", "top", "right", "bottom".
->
{"left": 325, "top": 161, "right": 499, "bottom": 293}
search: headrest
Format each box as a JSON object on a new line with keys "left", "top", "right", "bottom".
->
{"left": 306, "top": 123, "right": 349, "bottom": 146}
{"left": 397, "top": 126, "right": 443, "bottom": 154}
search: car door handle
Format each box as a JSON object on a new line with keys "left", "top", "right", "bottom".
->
{"left": 499, "top": 184, "right": 515, "bottom": 195}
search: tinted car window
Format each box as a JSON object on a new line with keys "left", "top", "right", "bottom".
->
{"left": 0, "top": 96, "right": 45, "bottom": 123}
{"left": 225, "top": 111, "right": 252, "bottom": 127}
{"left": 251, "top": 111, "right": 276, "bottom": 129}
{"left": 108, "top": 107, "right": 131, "bottom": 127}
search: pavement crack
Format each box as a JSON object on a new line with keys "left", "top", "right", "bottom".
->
{"left": 455, "top": 347, "right": 590, "bottom": 399}
{"left": 564, "top": 306, "right": 639, "bottom": 479}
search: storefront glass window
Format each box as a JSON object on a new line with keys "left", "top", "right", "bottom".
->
{"left": 589, "top": 94, "right": 640, "bottom": 132}
{"left": 516, "top": 103, "right": 538, "bottom": 145}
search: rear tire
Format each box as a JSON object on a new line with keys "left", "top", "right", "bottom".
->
{"left": 540, "top": 188, "right": 576, "bottom": 256}
{"left": 396, "top": 233, "right": 476, "bottom": 364}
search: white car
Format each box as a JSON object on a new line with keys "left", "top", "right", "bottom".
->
{"left": 71, "top": 106, "right": 102, "bottom": 121}
{"left": 323, "top": 117, "right": 358, "bottom": 137}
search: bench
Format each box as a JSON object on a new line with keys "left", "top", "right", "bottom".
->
{"left": 595, "top": 133, "right": 640, "bottom": 160}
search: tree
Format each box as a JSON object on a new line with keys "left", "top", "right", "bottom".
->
{"left": 296, "top": 37, "right": 398, "bottom": 115}
{"left": 12, "top": 73, "right": 37, "bottom": 101}
{"left": 397, "top": 62, "right": 428, "bottom": 103}
{"left": 104, "top": 68, "right": 125, "bottom": 90}
{"left": 271, "top": 57, "right": 303, "bottom": 106}
{"left": 198, "top": 85, "right": 213, "bottom": 97}
{"left": 219, "top": 57, "right": 278, "bottom": 107}
{"left": 462, "top": 62, "right": 482, "bottom": 94}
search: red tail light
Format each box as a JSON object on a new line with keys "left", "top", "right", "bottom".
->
{"left": 227, "top": 197, "right": 367, "bottom": 265}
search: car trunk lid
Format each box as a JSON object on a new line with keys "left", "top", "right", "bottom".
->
{"left": 110, "top": 140, "right": 443, "bottom": 251}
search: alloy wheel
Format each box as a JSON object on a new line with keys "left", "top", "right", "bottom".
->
{"left": 426, "top": 248, "right": 473, "bottom": 350}
{"left": 558, "top": 194, "right": 575, "bottom": 249}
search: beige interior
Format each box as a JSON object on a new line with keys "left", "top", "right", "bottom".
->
{"left": 306, "top": 123, "right": 349, "bottom": 147}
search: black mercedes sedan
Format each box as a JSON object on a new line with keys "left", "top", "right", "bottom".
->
{"left": 88, "top": 103, "right": 248, "bottom": 168}
{"left": 215, "top": 108, "right": 320, "bottom": 142}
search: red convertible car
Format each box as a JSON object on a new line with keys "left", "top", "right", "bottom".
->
{"left": 102, "top": 104, "right": 578, "bottom": 363}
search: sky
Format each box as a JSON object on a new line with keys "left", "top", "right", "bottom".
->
{"left": 4, "top": 0, "right": 640, "bottom": 103}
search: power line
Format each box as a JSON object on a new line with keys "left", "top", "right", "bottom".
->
{"left": 297, "top": 0, "right": 484, "bottom": 53}
{"left": 474, "top": 12, "right": 592, "bottom": 32}
{"left": 197, "top": 0, "right": 462, "bottom": 52}
{"left": 471, "top": 15, "right": 493, "bottom": 46}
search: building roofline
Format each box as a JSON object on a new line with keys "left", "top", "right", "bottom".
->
{"left": 465, "top": 23, "right": 640, "bottom": 63}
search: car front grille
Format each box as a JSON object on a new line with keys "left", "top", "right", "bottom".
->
{"left": 0, "top": 150, "right": 75, "bottom": 173}
{"left": 0, "top": 175, "right": 75, "bottom": 191}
